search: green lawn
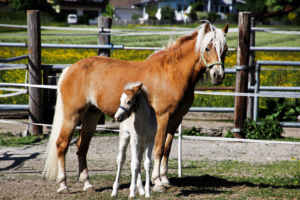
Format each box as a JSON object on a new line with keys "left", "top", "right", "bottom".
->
{"left": 1, "top": 23, "right": 300, "bottom": 48}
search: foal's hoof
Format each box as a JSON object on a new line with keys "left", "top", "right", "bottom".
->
{"left": 57, "top": 187, "right": 70, "bottom": 194}
{"left": 153, "top": 185, "right": 167, "bottom": 193}
{"left": 84, "top": 187, "right": 95, "bottom": 193}
{"left": 162, "top": 182, "right": 173, "bottom": 188}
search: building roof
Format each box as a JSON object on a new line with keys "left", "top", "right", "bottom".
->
{"left": 110, "top": 0, "right": 142, "bottom": 8}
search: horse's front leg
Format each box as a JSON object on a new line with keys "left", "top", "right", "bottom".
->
{"left": 152, "top": 114, "right": 170, "bottom": 193}
{"left": 160, "top": 118, "right": 182, "bottom": 188}
{"left": 129, "top": 134, "right": 139, "bottom": 198}
{"left": 111, "top": 129, "right": 130, "bottom": 197}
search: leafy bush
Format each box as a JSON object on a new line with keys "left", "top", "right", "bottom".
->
{"left": 223, "top": 130, "right": 234, "bottom": 138}
{"left": 208, "top": 12, "right": 221, "bottom": 21}
{"left": 260, "top": 98, "right": 300, "bottom": 122}
{"left": 196, "top": 12, "right": 209, "bottom": 20}
{"left": 226, "top": 13, "right": 238, "bottom": 21}
{"left": 131, "top": 13, "right": 140, "bottom": 20}
{"left": 182, "top": 126, "right": 203, "bottom": 136}
{"left": 161, "top": 5, "right": 175, "bottom": 21}
{"left": 146, "top": 5, "right": 157, "bottom": 20}
{"left": 103, "top": 4, "right": 114, "bottom": 17}
{"left": 77, "top": 15, "right": 89, "bottom": 25}
{"left": 242, "top": 118, "right": 284, "bottom": 139}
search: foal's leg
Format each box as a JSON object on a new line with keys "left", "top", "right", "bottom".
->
{"left": 56, "top": 116, "right": 81, "bottom": 193}
{"left": 77, "top": 109, "right": 102, "bottom": 191}
{"left": 136, "top": 142, "right": 146, "bottom": 196}
{"left": 144, "top": 137, "right": 155, "bottom": 198}
{"left": 152, "top": 114, "right": 170, "bottom": 192}
{"left": 160, "top": 118, "right": 182, "bottom": 188}
{"left": 129, "top": 133, "right": 140, "bottom": 198}
{"left": 111, "top": 128, "right": 130, "bottom": 197}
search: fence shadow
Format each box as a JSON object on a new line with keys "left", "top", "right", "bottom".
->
{"left": 0, "top": 151, "right": 40, "bottom": 171}
{"left": 169, "top": 174, "right": 300, "bottom": 196}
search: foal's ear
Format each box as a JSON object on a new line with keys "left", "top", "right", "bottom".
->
{"left": 204, "top": 22, "right": 211, "bottom": 34}
{"left": 222, "top": 23, "right": 228, "bottom": 35}
{"left": 132, "top": 83, "right": 143, "bottom": 94}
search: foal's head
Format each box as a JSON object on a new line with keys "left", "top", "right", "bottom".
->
{"left": 196, "top": 22, "right": 228, "bottom": 85}
{"left": 114, "top": 82, "right": 143, "bottom": 122}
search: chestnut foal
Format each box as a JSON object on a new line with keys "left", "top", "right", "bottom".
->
{"left": 111, "top": 82, "right": 157, "bottom": 198}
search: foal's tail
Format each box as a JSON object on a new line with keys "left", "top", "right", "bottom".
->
{"left": 43, "top": 67, "right": 70, "bottom": 180}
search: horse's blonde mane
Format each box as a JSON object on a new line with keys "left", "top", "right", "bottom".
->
{"left": 151, "top": 22, "right": 227, "bottom": 62}
{"left": 195, "top": 23, "right": 227, "bottom": 62}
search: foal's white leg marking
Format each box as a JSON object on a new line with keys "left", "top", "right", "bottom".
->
{"left": 111, "top": 128, "right": 130, "bottom": 197}
{"left": 144, "top": 138, "right": 155, "bottom": 198}
{"left": 57, "top": 159, "right": 69, "bottom": 193}
{"left": 129, "top": 133, "right": 139, "bottom": 198}
{"left": 136, "top": 143, "right": 146, "bottom": 196}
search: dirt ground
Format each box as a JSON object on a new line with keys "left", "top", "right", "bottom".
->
{"left": 0, "top": 118, "right": 300, "bottom": 199}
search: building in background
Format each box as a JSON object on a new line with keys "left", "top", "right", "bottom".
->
{"left": 60, "top": 0, "right": 108, "bottom": 24}
{"left": 110, "top": 0, "right": 143, "bottom": 20}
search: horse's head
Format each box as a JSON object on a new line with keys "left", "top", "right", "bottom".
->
{"left": 114, "top": 82, "right": 142, "bottom": 122}
{"left": 196, "top": 22, "right": 228, "bottom": 85}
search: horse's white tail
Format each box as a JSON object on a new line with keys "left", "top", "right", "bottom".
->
{"left": 43, "top": 67, "right": 70, "bottom": 180}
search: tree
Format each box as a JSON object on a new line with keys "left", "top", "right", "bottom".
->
{"left": 161, "top": 5, "right": 175, "bottom": 21}
{"left": 102, "top": 4, "right": 114, "bottom": 17}
{"left": 265, "top": 0, "right": 300, "bottom": 12}
{"left": 237, "top": 0, "right": 266, "bottom": 12}
{"left": 10, "top": 0, "right": 54, "bottom": 12}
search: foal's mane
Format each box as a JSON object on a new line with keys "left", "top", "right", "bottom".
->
{"left": 124, "top": 82, "right": 149, "bottom": 102}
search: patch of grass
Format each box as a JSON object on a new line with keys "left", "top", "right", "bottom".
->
{"left": 0, "top": 132, "right": 47, "bottom": 147}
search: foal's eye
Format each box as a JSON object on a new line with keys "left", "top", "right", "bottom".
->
{"left": 205, "top": 47, "right": 209, "bottom": 52}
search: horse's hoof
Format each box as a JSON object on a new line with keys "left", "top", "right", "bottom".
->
{"left": 57, "top": 187, "right": 70, "bottom": 194}
{"left": 128, "top": 195, "right": 135, "bottom": 199}
{"left": 145, "top": 194, "right": 151, "bottom": 198}
{"left": 162, "top": 182, "right": 173, "bottom": 188}
{"left": 153, "top": 185, "right": 167, "bottom": 193}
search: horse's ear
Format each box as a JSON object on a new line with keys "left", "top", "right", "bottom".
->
{"left": 132, "top": 83, "right": 143, "bottom": 94}
{"left": 204, "top": 22, "right": 211, "bottom": 34}
{"left": 222, "top": 23, "right": 228, "bottom": 35}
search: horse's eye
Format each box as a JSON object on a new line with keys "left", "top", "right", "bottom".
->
{"left": 205, "top": 47, "right": 209, "bottom": 52}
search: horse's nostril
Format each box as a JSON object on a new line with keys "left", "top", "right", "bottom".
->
{"left": 117, "top": 116, "right": 121, "bottom": 122}
{"left": 213, "top": 73, "right": 216, "bottom": 77}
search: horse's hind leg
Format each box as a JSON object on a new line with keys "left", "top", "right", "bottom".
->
{"left": 136, "top": 143, "right": 146, "bottom": 196}
{"left": 144, "top": 137, "right": 155, "bottom": 198}
{"left": 77, "top": 108, "right": 102, "bottom": 191}
{"left": 56, "top": 116, "right": 81, "bottom": 193}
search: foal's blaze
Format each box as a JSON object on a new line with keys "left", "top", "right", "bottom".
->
{"left": 114, "top": 83, "right": 142, "bottom": 122}
{"left": 43, "top": 22, "right": 229, "bottom": 194}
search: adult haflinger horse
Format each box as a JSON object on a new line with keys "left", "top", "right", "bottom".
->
{"left": 43, "top": 22, "right": 228, "bottom": 193}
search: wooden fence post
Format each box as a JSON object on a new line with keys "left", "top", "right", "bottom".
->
{"left": 97, "top": 16, "right": 112, "bottom": 124}
{"left": 247, "top": 17, "right": 256, "bottom": 120}
{"left": 233, "top": 12, "right": 251, "bottom": 138}
{"left": 98, "top": 16, "right": 112, "bottom": 57}
{"left": 27, "top": 10, "right": 42, "bottom": 135}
